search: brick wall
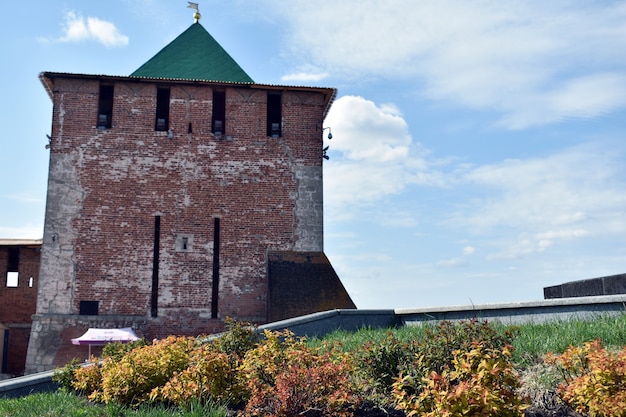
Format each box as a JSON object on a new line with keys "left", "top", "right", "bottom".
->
{"left": 27, "top": 74, "right": 335, "bottom": 371}
{"left": 0, "top": 244, "right": 39, "bottom": 375}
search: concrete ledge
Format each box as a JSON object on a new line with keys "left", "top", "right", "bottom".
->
{"left": 396, "top": 295, "right": 626, "bottom": 325}
{"left": 0, "top": 370, "right": 57, "bottom": 398}
{"left": 259, "top": 309, "right": 399, "bottom": 337}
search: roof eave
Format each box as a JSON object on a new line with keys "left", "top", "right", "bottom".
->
{"left": 39, "top": 71, "right": 338, "bottom": 117}
{"left": 0, "top": 238, "right": 43, "bottom": 247}
{"left": 39, "top": 72, "right": 55, "bottom": 100}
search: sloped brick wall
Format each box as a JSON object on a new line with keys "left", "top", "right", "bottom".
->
{"left": 267, "top": 251, "right": 356, "bottom": 322}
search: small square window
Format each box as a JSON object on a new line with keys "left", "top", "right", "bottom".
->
{"left": 79, "top": 300, "right": 99, "bottom": 315}
{"left": 175, "top": 234, "right": 194, "bottom": 252}
{"left": 6, "top": 272, "right": 18, "bottom": 287}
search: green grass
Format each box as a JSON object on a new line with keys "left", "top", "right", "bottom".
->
{"left": 310, "top": 313, "right": 626, "bottom": 368}
{"left": 1, "top": 313, "right": 625, "bottom": 415}
{"left": 507, "top": 313, "right": 626, "bottom": 367}
{"left": 0, "top": 391, "right": 227, "bottom": 417}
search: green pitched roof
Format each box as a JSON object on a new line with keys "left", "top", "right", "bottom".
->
{"left": 131, "top": 23, "right": 253, "bottom": 83}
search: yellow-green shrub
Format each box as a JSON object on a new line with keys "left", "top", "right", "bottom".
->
{"left": 546, "top": 339, "right": 626, "bottom": 417}
{"left": 210, "top": 317, "right": 259, "bottom": 358}
{"left": 98, "top": 335, "right": 194, "bottom": 405}
{"left": 356, "top": 319, "right": 516, "bottom": 401}
{"left": 101, "top": 338, "right": 148, "bottom": 361}
{"left": 150, "top": 345, "right": 245, "bottom": 408}
{"left": 392, "top": 342, "right": 527, "bottom": 417}
{"left": 71, "top": 358, "right": 103, "bottom": 398}
{"left": 52, "top": 357, "right": 82, "bottom": 392}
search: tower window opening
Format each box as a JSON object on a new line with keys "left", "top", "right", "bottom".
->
{"left": 211, "top": 217, "right": 221, "bottom": 319}
{"left": 155, "top": 87, "right": 170, "bottom": 131}
{"left": 79, "top": 300, "right": 99, "bottom": 315}
{"left": 97, "top": 84, "right": 114, "bottom": 129}
{"left": 151, "top": 215, "right": 161, "bottom": 318}
{"left": 212, "top": 90, "right": 225, "bottom": 135}
{"left": 267, "top": 92, "right": 282, "bottom": 137}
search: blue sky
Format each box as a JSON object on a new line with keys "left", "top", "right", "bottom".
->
{"left": 1, "top": 1, "right": 625, "bottom": 309}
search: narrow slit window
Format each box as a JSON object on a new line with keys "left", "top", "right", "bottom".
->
{"left": 267, "top": 92, "right": 282, "bottom": 137}
{"left": 212, "top": 90, "right": 225, "bottom": 135}
{"left": 6, "top": 247, "right": 19, "bottom": 286}
{"left": 155, "top": 87, "right": 170, "bottom": 131}
{"left": 97, "top": 84, "right": 114, "bottom": 129}
{"left": 151, "top": 215, "right": 161, "bottom": 318}
{"left": 7, "top": 247, "right": 18, "bottom": 272}
{"left": 211, "top": 217, "right": 221, "bottom": 319}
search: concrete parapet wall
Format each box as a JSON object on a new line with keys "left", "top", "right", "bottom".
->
{"left": 397, "top": 295, "right": 626, "bottom": 325}
{"left": 261, "top": 295, "right": 626, "bottom": 337}
{"left": 259, "top": 309, "right": 399, "bottom": 337}
{"left": 0, "top": 370, "right": 56, "bottom": 398}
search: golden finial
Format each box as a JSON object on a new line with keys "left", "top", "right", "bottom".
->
{"left": 187, "top": 2, "right": 201, "bottom": 23}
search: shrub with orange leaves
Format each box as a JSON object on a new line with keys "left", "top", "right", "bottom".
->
{"left": 238, "top": 329, "right": 360, "bottom": 417}
{"left": 545, "top": 339, "right": 626, "bottom": 417}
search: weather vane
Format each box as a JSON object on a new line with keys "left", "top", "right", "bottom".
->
{"left": 187, "top": 2, "right": 201, "bottom": 23}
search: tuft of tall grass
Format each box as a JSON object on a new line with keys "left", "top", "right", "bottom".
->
{"left": 506, "top": 313, "right": 626, "bottom": 367}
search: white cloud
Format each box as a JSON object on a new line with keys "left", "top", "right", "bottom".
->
{"left": 281, "top": 72, "right": 329, "bottom": 83}
{"left": 329, "top": 97, "right": 410, "bottom": 162}
{"left": 322, "top": 94, "right": 625, "bottom": 263}
{"left": 262, "top": 0, "right": 626, "bottom": 128}
{"left": 323, "top": 95, "right": 444, "bottom": 218}
{"left": 462, "top": 246, "right": 476, "bottom": 255}
{"left": 449, "top": 143, "right": 626, "bottom": 259}
{"left": 57, "top": 11, "right": 129, "bottom": 47}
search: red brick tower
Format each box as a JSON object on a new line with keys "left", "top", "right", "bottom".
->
{"left": 25, "top": 18, "right": 354, "bottom": 373}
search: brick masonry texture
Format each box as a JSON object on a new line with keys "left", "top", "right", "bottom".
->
{"left": 0, "top": 245, "right": 39, "bottom": 375}
{"left": 24, "top": 75, "right": 353, "bottom": 373}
